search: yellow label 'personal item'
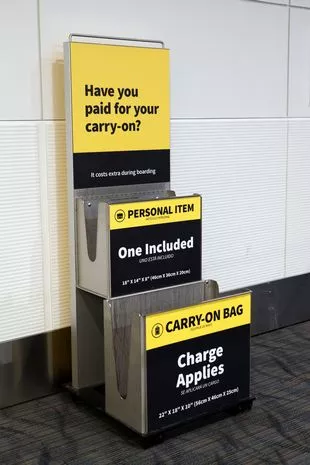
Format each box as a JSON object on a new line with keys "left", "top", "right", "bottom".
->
{"left": 109, "top": 196, "right": 201, "bottom": 230}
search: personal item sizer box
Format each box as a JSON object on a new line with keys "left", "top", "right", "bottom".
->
{"left": 76, "top": 195, "right": 202, "bottom": 298}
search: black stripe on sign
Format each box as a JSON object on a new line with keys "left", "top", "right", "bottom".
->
{"left": 73, "top": 149, "right": 170, "bottom": 189}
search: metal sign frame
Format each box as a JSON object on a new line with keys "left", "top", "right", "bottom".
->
{"left": 64, "top": 33, "right": 171, "bottom": 390}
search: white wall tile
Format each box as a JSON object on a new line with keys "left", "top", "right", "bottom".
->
{"left": 288, "top": 8, "right": 310, "bottom": 116}
{"left": 39, "top": 0, "right": 288, "bottom": 120}
{"left": 286, "top": 119, "right": 310, "bottom": 276}
{"left": 171, "top": 119, "right": 287, "bottom": 292}
{"left": 0, "top": 122, "right": 45, "bottom": 342}
{"left": 0, "top": 0, "right": 41, "bottom": 120}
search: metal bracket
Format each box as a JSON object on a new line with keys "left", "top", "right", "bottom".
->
{"left": 69, "top": 32, "right": 164, "bottom": 48}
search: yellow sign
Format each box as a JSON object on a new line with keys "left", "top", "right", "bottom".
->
{"left": 69, "top": 42, "right": 170, "bottom": 153}
{"left": 109, "top": 196, "right": 201, "bottom": 230}
{"left": 146, "top": 293, "right": 251, "bottom": 350}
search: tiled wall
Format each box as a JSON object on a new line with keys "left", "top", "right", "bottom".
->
{"left": 0, "top": 0, "right": 309, "bottom": 341}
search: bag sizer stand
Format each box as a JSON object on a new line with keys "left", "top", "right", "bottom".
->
{"left": 64, "top": 33, "right": 254, "bottom": 442}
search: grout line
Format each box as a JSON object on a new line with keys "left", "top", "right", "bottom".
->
{"left": 245, "top": 0, "right": 310, "bottom": 9}
{"left": 243, "top": 0, "right": 288, "bottom": 8}
{"left": 172, "top": 117, "right": 291, "bottom": 121}
{"left": 2, "top": 117, "right": 310, "bottom": 123}
{"left": 286, "top": 6, "right": 291, "bottom": 117}
{"left": 36, "top": 0, "right": 44, "bottom": 120}
{"left": 290, "top": 4, "right": 310, "bottom": 10}
{"left": 36, "top": 0, "right": 52, "bottom": 332}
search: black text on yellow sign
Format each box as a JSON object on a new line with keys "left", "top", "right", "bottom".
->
{"left": 110, "top": 196, "right": 201, "bottom": 230}
{"left": 69, "top": 42, "right": 170, "bottom": 154}
{"left": 146, "top": 293, "right": 251, "bottom": 350}
{"left": 109, "top": 195, "right": 202, "bottom": 296}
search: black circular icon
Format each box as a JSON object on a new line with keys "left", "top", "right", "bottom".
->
{"left": 114, "top": 209, "right": 126, "bottom": 222}
{"left": 151, "top": 323, "right": 163, "bottom": 338}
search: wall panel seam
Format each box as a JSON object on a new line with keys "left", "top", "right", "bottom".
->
{"left": 38, "top": 122, "right": 53, "bottom": 331}
{"left": 286, "top": 5, "right": 291, "bottom": 117}
{"left": 244, "top": 0, "right": 289, "bottom": 7}
{"left": 36, "top": 0, "right": 44, "bottom": 120}
{"left": 290, "top": 5, "right": 310, "bottom": 10}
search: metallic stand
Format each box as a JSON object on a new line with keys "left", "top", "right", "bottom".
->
{"left": 64, "top": 34, "right": 253, "bottom": 442}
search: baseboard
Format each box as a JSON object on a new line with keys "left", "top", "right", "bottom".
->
{"left": 0, "top": 327, "right": 71, "bottom": 409}
{"left": 221, "top": 273, "right": 310, "bottom": 335}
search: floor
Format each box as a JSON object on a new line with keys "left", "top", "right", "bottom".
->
{"left": 0, "top": 321, "right": 309, "bottom": 465}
